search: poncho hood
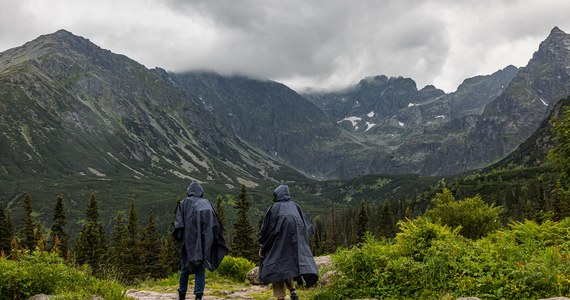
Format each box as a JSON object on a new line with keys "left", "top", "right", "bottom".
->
{"left": 187, "top": 180, "right": 204, "bottom": 197}
{"left": 273, "top": 185, "right": 291, "bottom": 202}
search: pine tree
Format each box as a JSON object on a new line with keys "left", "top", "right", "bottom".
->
{"left": 353, "top": 199, "right": 369, "bottom": 245}
{"left": 215, "top": 194, "right": 226, "bottom": 231}
{"left": 551, "top": 180, "right": 570, "bottom": 221}
{"left": 141, "top": 211, "right": 165, "bottom": 279}
{"left": 6, "top": 211, "right": 13, "bottom": 241}
{"left": 74, "top": 193, "right": 106, "bottom": 275}
{"left": 326, "top": 205, "right": 340, "bottom": 253}
{"left": 19, "top": 193, "right": 37, "bottom": 251}
{"left": 0, "top": 202, "right": 11, "bottom": 253}
{"left": 109, "top": 211, "right": 129, "bottom": 277}
{"left": 124, "top": 198, "right": 142, "bottom": 282}
{"left": 379, "top": 202, "right": 397, "bottom": 239}
{"left": 231, "top": 184, "right": 256, "bottom": 261}
{"left": 161, "top": 201, "right": 180, "bottom": 275}
{"left": 50, "top": 195, "right": 68, "bottom": 256}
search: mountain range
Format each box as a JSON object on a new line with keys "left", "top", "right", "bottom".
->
{"left": 1, "top": 27, "right": 570, "bottom": 227}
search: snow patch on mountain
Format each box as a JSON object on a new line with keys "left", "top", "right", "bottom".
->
{"left": 338, "top": 116, "right": 361, "bottom": 127}
{"left": 365, "top": 122, "right": 376, "bottom": 132}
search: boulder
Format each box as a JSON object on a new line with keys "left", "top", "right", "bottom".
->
{"left": 247, "top": 255, "right": 333, "bottom": 285}
{"left": 27, "top": 295, "right": 52, "bottom": 300}
{"left": 246, "top": 266, "right": 261, "bottom": 285}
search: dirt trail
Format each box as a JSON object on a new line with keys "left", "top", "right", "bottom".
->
{"left": 126, "top": 285, "right": 272, "bottom": 300}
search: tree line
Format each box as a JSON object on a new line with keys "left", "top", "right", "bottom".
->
{"left": 0, "top": 184, "right": 262, "bottom": 283}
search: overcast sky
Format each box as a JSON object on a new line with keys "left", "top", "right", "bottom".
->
{"left": 1, "top": 0, "right": 569, "bottom": 93}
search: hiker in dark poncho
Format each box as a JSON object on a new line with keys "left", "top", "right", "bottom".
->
{"left": 259, "top": 184, "right": 318, "bottom": 300}
{"left": 173, "top": 180, "right": 228, "bottom": 300}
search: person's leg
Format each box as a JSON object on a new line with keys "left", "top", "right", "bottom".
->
{"left": 178, "top": 261, "right": 189, "bottom": 300}
{"left": 272, "top": 280, "right": 287, "bottom": 300}
{"left": 193, "top": 266, "right": 206, "bottom": 299}
{"left": 286, "top": 278, "right": 299, "bottom": 300}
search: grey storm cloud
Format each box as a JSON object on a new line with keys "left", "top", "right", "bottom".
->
{"left": 1, "top": 0, "right": 570, "bottom": 92}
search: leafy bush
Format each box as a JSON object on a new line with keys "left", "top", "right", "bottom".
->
{"left": 314, "top": 217, "right": 570, "bottom": 300}
{"left": 0, "top": 251, "right": 127, "bottom": 299}
{"left": 424, "top": 188, "right": 503, "bottom": 239}
{"left": 214, "top": 255, "right": 256, "bottom": 282}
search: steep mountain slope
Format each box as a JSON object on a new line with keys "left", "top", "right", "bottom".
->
{"left": 0, "top": 30, "right": 311, "bottom": 226}
{"left": 168, "top": 72, "right": 353, "bottom": 175}
{"left": 301, "top": 65, "right": 519, "bottom": 176}
{"left": 465, "top": 27, "right": 570, "bottom": 166}
{"left": 492, "top": 95, "right": 570, "bottom": 169}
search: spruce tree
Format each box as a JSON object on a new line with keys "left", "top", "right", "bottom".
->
{"left": 50, "top": 195, "right": 68, "bottom": 256}
{"left": 161, "top": 202, "right": 180, "bottom": 275}
{"left": 551, "top": 180, "right": 570, "bottom": 221}
{"left": 141, "top": 211, "right": 165, "bottom": 279}
{"left": 74, "top": 193, "right": 106, "bottom": 275}
{"left": 0, "top": 202, "right": 11, "bottom": 253}
{"left": 379, "top": 202, "right": 397, "bottom": 239}
{"left": 6, "top": 211, "right": 13, "bottom": 239}
{"left": 19, "top": 193, "right": 37, "bottom": 251}
{"left": 124, "top": 198, "right": 142, "bottom": 282}
{"left": 354, "top": 199, "right": 369, "bottom": 245}
{"left": 109, "top": 211, "right": 129, "bottom": 278}
{"left": 215, "top": 194, "right": 226, "bottom": 231}
{"left": 231, "top": 184, "right": 256, "bottom": 261}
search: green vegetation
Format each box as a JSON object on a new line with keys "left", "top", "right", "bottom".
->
{"left": 0, "top": 251, "right": 127, "bottom": 299}
{"left": 215, "top": 256, "right": 256, "bottom": 282}
{"left": 314, "top": 218, "right": 570, "bottom": 300}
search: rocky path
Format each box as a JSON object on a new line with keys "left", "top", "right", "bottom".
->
{"left": 126, "top": 285, "right": 272, "bottom": 300}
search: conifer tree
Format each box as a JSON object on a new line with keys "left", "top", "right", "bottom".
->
{"left": 0, "top": 202, "right": 11, "bottom": 253}
{"left": 379, "top": 202, "right": 397, "bottom": 239}
{"left": 231, "top": 184, "right": 256, "bottom": 261}
{"left": 6, "top": 210, "right": 13, "bottom": 240}
{"left": 74, "top": 193, "right": 106, "bottom": 275}
{"left": 141, "top": 210, "right": 165, "bottom": 279}
{"left": 551, "top": 180, "right": 570, "bottom": 221}
{"left": 109, "top": 211, "right": 129, "bottom": 277}
{"left": 215, "top": 194, "right": 226, "bottom": 231}
{"left": 19, "top": 193, "right": 37, "bottom": 251}
{"left": 161, "top": 202, "right": 180, "bottom": 275}
{"left": 124, "top": 198, "right": 142, "bottom": 282}
{"left": 354, "top": 199, "right": 369, "bottom": 245}
{"left": 50, "top": 195, "right": 68, "bottom": 256}
{"left": 326, "top": 205, "right": 339, "bottom": 253}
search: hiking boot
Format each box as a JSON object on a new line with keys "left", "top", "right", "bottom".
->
{"left": 178, "top": 291, "right": 186, "bottom": 300}
{"left": 290, "top": 292, "right": 299, "bottom": 300}
{"left": 195, "top": 293, "right": 203, "bottom": 300}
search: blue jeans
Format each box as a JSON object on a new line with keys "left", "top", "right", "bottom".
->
{"left": 179, "top": 262, "right": 206, "bottom": 296}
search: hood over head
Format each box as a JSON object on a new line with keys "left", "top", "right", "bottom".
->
{"left": 187, "top": 180, "right": 204, "bottom": 197}
{"left": 273, "top": 185, "right": 291, "bottom": 202}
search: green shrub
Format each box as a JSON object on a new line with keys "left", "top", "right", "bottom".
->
{"left": 313, "top": 218, "right": 570, "bottom": 300}
{"left": 425, "top": 188, "right": 503, "bottom": 239}
{"left": 214, "top": 255, "right": 256, "bottom": 282}
{"left": 0, "top": 251, "right": 127, "bottom": 299}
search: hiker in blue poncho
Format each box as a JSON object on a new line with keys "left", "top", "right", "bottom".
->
{"left": 259, "top": 184, "right": 318, "bottom": 300}
{"left": 173, "top": 180, "right": 228, "bottom": 300}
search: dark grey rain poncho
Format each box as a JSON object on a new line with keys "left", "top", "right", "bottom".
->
{"left": 173, "top": 181, "right": 228, "bottom": 273}
{"left": 259, "top": 185, "right": 318, "bottom": 287}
